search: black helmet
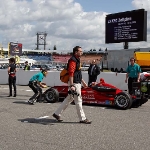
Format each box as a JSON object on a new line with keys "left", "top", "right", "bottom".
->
{"left": 41, "top": 68, "right": 47, "bottom": 73}
{"left": 9, "top": 57, "right": 15, "bottom": 63}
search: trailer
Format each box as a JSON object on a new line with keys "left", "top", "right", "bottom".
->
{"left": 134, "top": 52, "right": 150, "bottom": 71}
{"left": 101, "top": 47, "right": 150, "bottom": 72}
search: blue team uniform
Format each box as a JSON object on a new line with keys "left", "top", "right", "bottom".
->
{"left": 30, "top": 72, "right": 44, "bottom": 82}
{"left": 28, "top": 72, "right": 44, "bottom": 104}
{"left": 126, "top": 63, "right": 141, "bottom": 95}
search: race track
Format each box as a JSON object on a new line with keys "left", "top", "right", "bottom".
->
{"left": 0, "top": 85, "right": 150, "bottom": 150}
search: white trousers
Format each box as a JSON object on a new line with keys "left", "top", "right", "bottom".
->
{"left": 54, "top": 83, "right": 86, "bottom": 121}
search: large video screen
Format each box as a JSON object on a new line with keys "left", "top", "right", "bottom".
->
{"left": 105, "top": 9, "right": 147, "bottom": 43}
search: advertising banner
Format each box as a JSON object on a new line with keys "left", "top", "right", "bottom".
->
{"left": 9, "top": 42, "right": 22, "bottom": 56}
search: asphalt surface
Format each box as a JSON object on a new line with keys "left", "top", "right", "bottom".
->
{"left": 0, "top": 85, "right": 150, "bottom": 150}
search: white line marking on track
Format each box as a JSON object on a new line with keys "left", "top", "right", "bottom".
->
{"left": 0, "top": 87, "right": 33, "bottom": 92}
{"left": 101, "top": 108, "right": 106, "bottom": 109}
{"left": 35, "top": 116, "right": 49, "bottom": 120}
{"left": 0, "top": 87, "right": 45, "bottom": 92}
{"left": 23, "top": 121, "right": 29, "bottom": 123}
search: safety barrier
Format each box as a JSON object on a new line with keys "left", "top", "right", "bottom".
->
{"left": 0, "top": 70, "right": 128, "bottom": 90}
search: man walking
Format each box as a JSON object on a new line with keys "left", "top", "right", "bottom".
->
{"left": 53, "top": 46, "right": 92, "bottom": 124}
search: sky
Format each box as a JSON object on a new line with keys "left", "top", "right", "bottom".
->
{"left": 0, "top": 0, "right": 150, "bottom": 52}
{"left": 74, "top": 0, "right": 135, "bottom": 13}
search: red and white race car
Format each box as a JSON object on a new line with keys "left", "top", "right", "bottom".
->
{"left": 43, "top": 78, "right": 148, "bottom": 110}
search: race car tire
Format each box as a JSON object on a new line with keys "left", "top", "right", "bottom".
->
{"left": 114, "top": 92, "right": 132, "bottom": 110}
{"left": 44, "top": 88, "right": 59, "bottom": 103}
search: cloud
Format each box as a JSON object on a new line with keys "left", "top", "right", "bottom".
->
{"left": 131, "top": 0, "right": 150, "bottom": 48}
{"left": 132, "top": 0, "right": 150, "bottom": 11}
{"left": 0, "top": 0, "right": 150, "bottom": 52}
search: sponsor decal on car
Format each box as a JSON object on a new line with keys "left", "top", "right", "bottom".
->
{"left": 86, "top": 91, "right": 94, "bottom": 93}
{"left": 82, "top": 94, "right": 95, "bottom": 99}
{"left": 97, "top": 101, "right": 106, "bottom": 104}
{"left": 89, "top": 101, "right": 97, "bottom": 104}
{"left": 105, "top": 100, "right": 113, "bottom": 105}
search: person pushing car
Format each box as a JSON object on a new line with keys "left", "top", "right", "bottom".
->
{"left": 140, "top": 72, "right": 150, "bottom": 81}
{"left": 28, "top": 68, "right": 48, "bottom": 104}
{"left": 53, "top": 46, "right": 92, "bottom": 124}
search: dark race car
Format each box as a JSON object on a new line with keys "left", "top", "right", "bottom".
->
{"left": 42, "top": 78, "right": 148, "bottom": 110}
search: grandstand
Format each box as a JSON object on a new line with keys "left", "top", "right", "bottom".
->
{"left": 51, "top": 52, "right": 105, "bottom": 65}
{"left": 81, "top": 53, "right": 103, "bottom": 65}
{"left": 24, "top": 52, "right": 105, "bottom": 66}
{"left": 52, "top": 54, "right": 71, "bottom": 63}
{"left": 0, "top": 48, "right": 106, "bottom": 66}
{"left": 27, "top": 54, "right": 52, "bottom": 61}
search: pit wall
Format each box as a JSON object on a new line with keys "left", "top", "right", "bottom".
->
{"left": 0, "top": 70, "right": 128, "bottom": 91}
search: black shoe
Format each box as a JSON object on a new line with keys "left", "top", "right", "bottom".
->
{"left": 52, "top": 113, "right": 63, "bottom": 122}
{"left": 36, "top": 99, "right": 43, "bottom": 103}
{"left": 80, "top": 119, "right": 92, "bottom": 124}
{"left": 7, "top": 95, "right": 12, "bottom": 97}
{"left": 13, "top": 94, "right": 16, "bottom": 97}
{"left": 28, "top": 99, "right": 34, "bottom": 105}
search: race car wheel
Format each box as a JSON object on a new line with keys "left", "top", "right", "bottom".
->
{"left": 114, "top": 92, "right": 132, "bottom": 109}
{"left": 44, "top": 88, "right": 59, "bottom": 103}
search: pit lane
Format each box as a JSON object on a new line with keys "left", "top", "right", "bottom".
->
{"left": 0, "top": 85, "right": 150, "bottom": 150}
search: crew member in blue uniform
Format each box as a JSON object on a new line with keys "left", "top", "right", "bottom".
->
{"left": 28, "top": 69, "right": 48, "bottom": 104}
{"left": 8, "top": 58, "right": 17, "bottom": 97}
{"left": 125, "top": 57, "right": 141, "bottom": 95}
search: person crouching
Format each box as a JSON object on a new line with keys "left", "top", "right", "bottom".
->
{"left": 140, "top": 72, "right": 150, "bottom": 81}
{"left": 28, "top": 69, "right": 48, "bottom": 104}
